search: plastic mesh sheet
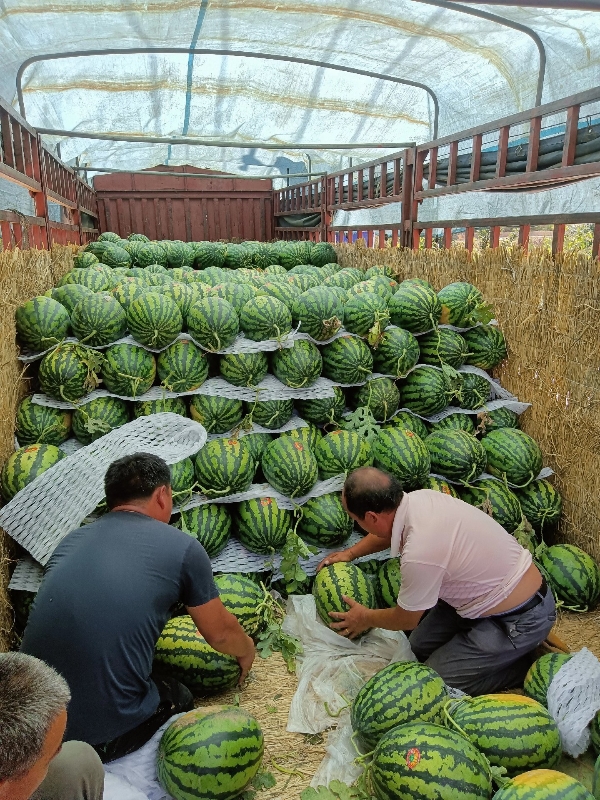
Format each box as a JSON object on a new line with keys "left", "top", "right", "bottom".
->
{"left": 547, "top": 647, "right": 600, "bottom": 758}
{"left": 8, "top": 556, "right": 44, "bottom": 592}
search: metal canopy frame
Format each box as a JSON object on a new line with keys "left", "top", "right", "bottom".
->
{"left": 72, "top": 166, "right": 322, "bottom": 180}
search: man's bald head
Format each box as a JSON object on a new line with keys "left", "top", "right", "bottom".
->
{"left": 343, "top": 467, "right": 404, "bottom": 520}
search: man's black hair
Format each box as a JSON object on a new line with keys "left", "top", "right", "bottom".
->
{"left": 343, "top": 467, "right": 404, "bottom": 519}
{"left": 104, "top": 453, "right": 171, "bottom": 509}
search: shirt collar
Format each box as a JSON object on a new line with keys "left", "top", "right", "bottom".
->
{"left": 390, "top": 494, "right": 410, "bottom": 557}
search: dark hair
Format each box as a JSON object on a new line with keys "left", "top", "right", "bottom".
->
{"left": 104, "top": 453, "right": 171, "bottom": 509}
{"left": 343, "top": 467, "right": 404, "bottom": 519}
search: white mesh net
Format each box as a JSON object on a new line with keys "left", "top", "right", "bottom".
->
{"left": 547, "top": 647, "right": 600, "bottom": 758}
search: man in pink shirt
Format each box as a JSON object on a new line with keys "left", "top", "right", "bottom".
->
{"left": 318, "top": 466, "right": 556, "bottom": 694}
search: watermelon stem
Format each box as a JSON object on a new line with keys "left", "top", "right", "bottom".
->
{"left": 324, "top": 695, "right": 351, "bottom": 718}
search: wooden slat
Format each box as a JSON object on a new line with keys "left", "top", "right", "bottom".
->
{"left": 447, "top": 141, "right": 458, "bottom": 186}
{"left": 496, "top": 126, "right": 510, "bottom": 179}
{"left": 490, "top": 226, "right": 501, "bottom": 248}
{"left": 518, "top": 224, "right": 531, "bottom": 251}
{"left": 428, "top": 147, "right": 438, "bottom": 189}
{"left": 465, "top": 227, "right": 474, "bottom": 252}
{"left": 552, "top": 223, "right": 566, "bottom": 253}
{"left": 470, "top": 134, "right": 482, "bottom": 182}
{"left": 562, "top": 104, "right": 580, "bottom": 167}
{"left": 527, "top": 116, "right": 542, "bottom": 172}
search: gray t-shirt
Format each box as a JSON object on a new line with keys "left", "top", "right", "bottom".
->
{"left": 21, "top": 510, "right": 218, "bottom": 745}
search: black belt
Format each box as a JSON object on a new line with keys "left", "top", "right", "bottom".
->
{"left": 492, "top": 578, "right": 548, "bottom": 618}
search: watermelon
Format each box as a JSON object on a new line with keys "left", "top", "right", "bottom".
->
{"left": 370, "top": 722, "right": 492, "bottom": 800}
{"left": 482, "top": 429, "right": 543, "bottom": 487}
{"left": 351, "top": 377, "right": 400, "bottom": 422}
{"left": 426, "top": 430, "right": 487, "bottom": 483}
{"left": 239, "top": 432, "right": 272, "bottom": 465}
{"left": 429, "top": 413, "right": 475, "bottom": 435}
{"left": 72, "top": 396, "right": 129, "bottom": 444}
{"left": 309, "top": 241, "right": 337, "bottom": 267}
{"left": 461, "top": 479, "right": 522, "bottom": 532}
{"left": 438, "top": 282, "right": 487, "bottom": 327}
{"left": 154, "top": 616, "right": 240, "bottom": 693}
{"left": 133, "top": 398, "right": 187, "bottom": 418}
{"left": 259, "top": 280, "right": 300, "bottom": 309}
{"left": 39, "top": 343, "right": 102, "bottom": 402}
{"left": 194, "top": 438, "right": 254, "bottom": 498}
{"left": 192, "top": 242, "right": 225, "bottom": 270}
{"left": 373, "top": 428, "right": 430, "bottom": 489}
{"left": 188, "top": 297, "right": 239, "bottom": 351}
{"left": 279, "top": 422, "right": 320, "bottom": 451}
{"left": 418, "top": 328, "right": 469, "bottom": 369}
{"left": 477, "top": 407, "right": 520, "bottom": 435}
{"left": 61, "top": 267, "right": 117, "bottom": 292}
{"left": 295, "top": 387, "right": 346, "bottom": 425}
{"left": 365, "top": 265, "right": 396, "bottom": 280}
{"left": 372, "top": 328, "right": 420, "bottom": 378}
{"left": 111, "top": 280, "right": 149, "bottom": 312}
{"left": 492, "top": 770, "right": 593, "bottom": 800}
{"left": 127, "top": 233, "right": 150, "bottom": 242}
{"left": 459, "top": 372, "right": 491, "bottom": 410}
{"left": 127, "top": 292, "right": 182, "bottom": 349}
{"left": 15, "top": 397, "right": 71, "bottom": 446}
{"left": 249, "top": 399, "right": 294, "bottom": 430}
{"left": 352, "top": 662, "right": 448, "bottom": 750}
{"left": 170, "top": 458, "right": 195, "bottom": 497}
{"left": 297, "top": 492, "right": 353, "bottom": 547}
{"left": 219, "top": 352, "right": 268, "bottom": 388}
{"left": 189, "top": 395, "right": 243, "bottom": 434}
{"left": 400, "top": 367, "right": 455, "bottom": 416}
{"left": 214, "top": 574, "right": 266, "bottom": 637}
{"left": 73, "top": 250, "right": 100, "bottom": 268}
{"left": 321, "top": 336, "right": 373, "bottom": 384}
{"left": 343, "top": 292, "right": 390, "bottom": 339}
{"left": 98, "top": 244, "right": 131, "bottom": 269}
{"left": 386, "top": 411, "right": 428, "bottom": 440}
{"left": 51, "top": 284, "right": 94, "bottom": 314}
{"left": 323, "top": 268, "right": 363, "bottom": 290}
{"left": 446, "top": 694, "right": 562, "bottom": 776}
{"left": 538, "top": 543, "right": 600, "bottom": 611}
{"left": 234, "top": 497, "right": 291, "bottom": 553}
{"left": 101, "top": 343, "right": 156, "bottom": 397}
{"left": 180, "top": 503, "right": 232, "bottom": 557}
{"left": 314, "top": 430, "right": 373, "bottom": 479}
{"left": 239, "top": 296, "right": 292, "bottom": 342}
{"left": 156, "top": 340, "right": 208, "bottom": 392}
{"left": 164, "top": 241, "right": 195, "bottom": 269}
{"left": 137, "top": 242, "right": 168, "bottom": 268}
{"left": 1, "top": 443, "right": 65, "bottom": 501}
{"left": 463, "top": 325, "right": 507, "bottom": 370}
{"left": 421, "top": 475, "right": 460, "bottom": 497}
{"left": 515, "top": 480, "right": 562, "bottom": 534}
{"left": 313, "top": 562, "right": 376, "bottom": 633}
{"left": 389, "top": 282, "right": 442, "bottom": 333}
{"left": 271, "top": 340, "right": 322, "bottom": 388}
{"left": 523, "top": 653, "right": 572, "bottom": 707}
{"left": 224, "top": 243, "right": 253, "bottom": 270}
{"left": 211, "top": 282, "right": 256, "bottom": 314}
{"left": 162, "top": 282, "right": 198, "bottom": 320}
{"left": 376, "top": 558, "right": 402, "bottom": 607}
{"left": 264, "top": 264, "right": 288, "bottom": 277}
{"left": 145, "top": 263, "right": 169, "bottom": 275}
{"left": 16, "top": 296, "right": 70, "bottom": 352}
{"left": 70, "top": 293, "right": 127, "bottom": 347}
{"left": 262, "top": 437, "right": 318, "bottom": 498}
{"left": 291, "top": 287, "right": 344, "bottom": 341}
{"left": 98, "top": 232, "right": 122, "bottom": 243}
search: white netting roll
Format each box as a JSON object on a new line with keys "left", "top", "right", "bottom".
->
{"left": 547, "top": 648, "right": 600, "bottom": 758}
{"left": 0, "top": 414, "right": 207, "bottom": 567}
{"left": 8, "top": 556, "right": 44, "bottom": 592}
{"left": 207, "top": 414, "right": 308, "bottom": 441}
{"left": 428, "top": 466, "right": 554, "bottom": 488}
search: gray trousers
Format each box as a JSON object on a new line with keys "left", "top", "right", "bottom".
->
{"left": 408, "top": 588, "right": 556, "bottom": 695}
{"left": 32, "top": 741, "right": 104, "bottom": 800}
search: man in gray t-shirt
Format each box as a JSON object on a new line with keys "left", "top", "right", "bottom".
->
{"left": 21, "top": 452, "right": 255, "bottom": 763}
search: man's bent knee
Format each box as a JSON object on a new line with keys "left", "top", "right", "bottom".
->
{"left": 32, "top": 741, "right": 104, "bottom": 800}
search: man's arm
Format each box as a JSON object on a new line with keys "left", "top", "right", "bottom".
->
{"left": 317, "top": 533, "right": 388, "bottom": 571}
{"left": 329, "top": 596, "right": 424, "bottom": 638}
{"left": 187, "top": 599, "right": 255, "bottom": 684}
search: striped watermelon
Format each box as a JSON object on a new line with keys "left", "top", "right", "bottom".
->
{"left": 98, "top": 243, "right": 131, "bottom": 269}
{"left": 372, "top": 328, "right": 420, "bottom": 378}
{"left": 418, "top": 329, "right": 469, "bottom": 369}
{"left": 52, "top": 284, "right": 94, "bottom": 314}
{"left": 352, "top": 662, "right": 448, "bottom": 750}
{"left": 162, "top": 282, "right": 198, "bottom": 320}
{"left": 295, "top": 387, "right": 346, "bottom": 425}
{"left": 287, "top": 273, "right": 321, "bottom": 292}
{"left": 343, "top": 292, "right": 390, "bottom": 339}
{"left": 70, "top": 293, "right": 127, "bottom": 347}
{"left": 127, "top": 292, "right": 183, "bottom": 349}
{"left": 314, "top": 430, "right": 373, "bottom": 479}
{"left": 39, "top": 343, "right": 102, "bottom": 402}
{"left": 154, "top": 616, "right": 240, "bottom": 693}
{"left": 365, "top": 265, "right": 396, "bottom": 280}
{"left": 482, "top": 429, "right": 543, "bottom": 487}
{"left": 188, "top": 297, "right": 239, "bottom": 351}
{"left": 291, "top": 287, "right": 344, "bottom": 341}
{"left": 192, "top": 242, "right": 225, "bottom": 270}
{"left": 426, "top": 429, "right": 487, "bottom": 482}
{"left": 133, "top": 398, "right": 187, "bottom": 418}
{"left": 438, "top": 282, "right": 487, "bottom": 327}
{"left": 271, "top": 340, "right": 322, "bottom": 388}
{"left": 1, "top": 444, "right": 66, "bottom": 501}
{"left": 463, "top": 325, "right": 507, "bottom": 370}
{"left": 429, "top": 413, "right": 475, "bottom": 435}
{"left": 101, "top": 343, "right": 156, "bottom": 397}
{"left": 194, "top": 438, "right": 254, "bottom": 498}
{"left": 492, "top": 770, "right": 593, "bottom": 800}
{"left": 72, "top": 396, "right": 129, "bottom": 444}
{"left": 239, "top": 296, "right": 292, "bottom": 342}
{"left": 313, "top": 562, "right": 376, "bottom": 633}
{"left": 16, "top": 296, "right": 71, "bottom": 352}
{"left": 145, "top": 263, "right": 169, "bottom": 275}
{"left": 370, "top": 722, "right": 492, "bottom": 800}
{"left": 137, "top": 242, "right": 168, "bottom": 268}
{"left": 538, "top": 544, "right": 600, "bottom": 611}
{"left": 157, "top": 340, "right": 208, "bottom": 392}
{"left": 262, "top": 437, "right": 318, "bottom": 498}
{"left": 180, "top": 503, "right": 232, "bottom": 557}
{"left": 515, "top": 480, "right": 562, "bottom": 534}
{"left": 478, "top": 407, "right": 520, "bottom": 435}
{"left": 249, "top": 399, "right": 294, "bottom": 430}
{"left": 388, "top": 282, "right": 442, "bottom": 333}
{"left": 219, "top": 352, "right": 268, "bottom": 388}
{"left": 111, "top": 280, "right": 149, "bottom": 312}
{"left": 375, "top": 558, "right": 402, "bottom": 607}
{"left": 258, "top": 280, "right": 300, "bottom": 309}
{"left": 352, "top": 377, "right": 400, "bottom": 422}
{"left": 460, "top": 479, "right": 522, "bottom": 532}
{"left": 386, "top": 411, "right": 428, "bottom": 440}
{"left": 400, "top": 367, "right": 455, "bottom": 416}
{"left": 170, "top": 458, "right": 195, "bottom": 497}
{"left": 189, "top": 396, "right": 243, "bottom": 434}
{"left": 523, "top": 653, "right": 572, "bottom": 707}
{"left": 421, "top": 476, "right": 460, "bottom": 497}
{"left": 309, "top": 241, "right": 337, "bottom": 267}
{"left": 298, "top": 492, "right": 353, "bottom": 547}
{"left": 214, "top": 574, "right": 266, "bottom": 637}
{"left": 240, "top": 432, "right": 272, "bottom": 464}
{"left": 234, "top": 497, "right": 291, "bottom": 553}
{"left": 279, "top": 422, "right": 320, "bottom": 451}
{"left": 210, "top": 282, "right": 256, "bottom": 314}
{"left": 459, "top": 372, "right": 491, "bottom": 410}
{"left": 15, "top": 397, "right": 71, "bottom": 446}
{"left": 445, "top": 694, "right": 562, "bottom": 776}
{"left": 97, "top": 232, "right": 122, "bottom": 243}
{"left": 373, "top": 428, "right": 430, "bottom": 489}
{"left": 61, "top": 267, "right": 114, "bottom": 292}
{"left": 321, "top": 336, "right": 373, "bottom": 384}
{"left": 323, "top": 267, "right": 363, "bottom": 289}
{"left": 73, "top": 250, "right": 99, "bottom": 268}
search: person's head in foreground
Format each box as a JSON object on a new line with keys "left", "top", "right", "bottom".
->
{"left": 0, "top": 652, "right": 70, "bottom": 800}
{"left": 342, "top": 466, "right": 404, "bottom": 541}
{"left": 105, "top": 452, "right": 173, "bottom": 523}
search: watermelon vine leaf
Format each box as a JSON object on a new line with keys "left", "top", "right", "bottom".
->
{"left": 300, "top": 780, "right": 366, "bottom": 800}
{"left": 474, "top": 303, "right": 495, "bottom": 325}
{"left": 340, "top": 407, "right": 381, "bottom": 446}
{"left": 279, "top": 529, "right": 318, "bottom": 595}
{"left": 254, "top": 582, "right": 303, "bottom": 673}
{"left": 512, "top": 516, "right": 537, "bottom": 555}
{"left": 241, "top": 769, "right": 277, "bottom": 798}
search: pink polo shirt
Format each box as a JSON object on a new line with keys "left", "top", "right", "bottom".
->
{"left": 390, "top": 490, "right": 532, "bottom": 619}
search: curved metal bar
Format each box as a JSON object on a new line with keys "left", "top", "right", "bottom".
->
{"left": 16, "top": 47, "right": 440, "bottom": 138}
{"left": 414, "top": 0, "right": 546, "bottom": 106}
